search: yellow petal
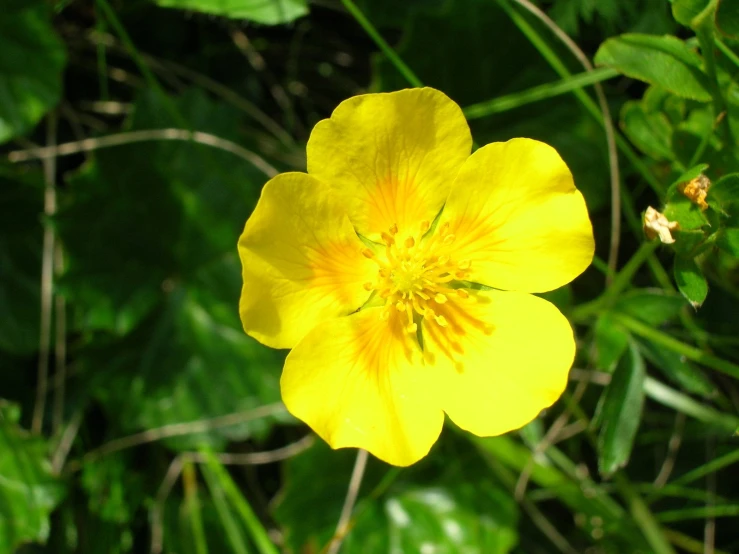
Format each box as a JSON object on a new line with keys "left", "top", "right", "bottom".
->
{"left": 281, "top": 307, "right": 444, "bottom": 466}
{"left": 422, "top": 290, "right": 574, "bottom": 437}
{"left": 307, "top": 87, "right": 472, "bottom": 240}
{"left": 439, "top": 138, "right": 594, "bottom": 293}
{"left": 238, "top": 172, "right": 376, "bottom": 349}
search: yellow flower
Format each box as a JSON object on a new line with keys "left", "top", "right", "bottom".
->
{"left": 238, "top": 88, "right": 594, "bottom": 466}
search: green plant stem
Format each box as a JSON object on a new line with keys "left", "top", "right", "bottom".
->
{"left": 572, "top": 241, "right": 660, "bottom": 321}
{"left": 200, "top": 449, "right": 279, "bottom": 554}
{"left": 657, "top": 504, "right": 739, "bottom": 523}
{"left": 340, "top": 0, "right": 423, "bottom": 88}
{"left": 672, "top": 449, "right": 739, "bottom": 487}
{"left": 715, "top": 36, "right": 739, "bottom": 69}
{"left": 613, "top": 473, "right": 678, "bottom": 554}
{"left": 200, "top": 462, "right": 251, "bottom": 554}
{"left": 697, "top": 28, "right": 735, "bottom": 148}
{"left": 614, "top": 313, "right": 739, "bottom": 380}
{"left": 182, "top": 461, "right": 209, "bottom": 554}
{"left": 95, "top": 0, "right": 186, "bottom": 127}
{"left": 463, "top": 67, "right": 619, "bottom": 119}
{"left": 643, "top": 377, "right": 739, "bottom": 433}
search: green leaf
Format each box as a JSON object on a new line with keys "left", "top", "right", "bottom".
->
{"left": 594, "top": 34, "right": 712, "bottom": 101}
{"left": 671, "top": 0, "right": 711, "bottom": 27}
{"left": 716, "top": 226, "right": 739, "bottom": 256}
{"left": 153, "top": 0, "right": 308, "bottom": 25}
{"left": 709, "top": 173, "right": 739, "bottom": 214}
{"left": 594, "top": 313, "right": 630, "bottom": 372}
{"left": 672, "top": 229, "right": 707, "bottom": 256}
{"left": 620, "top": 100, "right": 675, "bottom": 160}
{"left": 80, "top": 452, "right": 144, "bottom": 524}
{"left": 0, "top": 0, "right": 66, "bottom": 143}
{"left": 614, "top": 289, "right": 688, "bottom": 327}
{"left": 0, "top": 167, "right": 42, "bottom": 355}
{"left": 674, "top": 255, "right": 709, "bottom": 307}
{"left": 637, "top": 340, "right": 716, "bottom": 398}
{"left": 596, "top": 343, "right": 646, "bottom": 477}
{"left": 0, "top": 402, "right": 65, "bottom": 553}
{"left": 716, "top": 0, "right": 739, "bottom": 38}
{"left": 663, "top": 192, "right": 709, "bottom": 230}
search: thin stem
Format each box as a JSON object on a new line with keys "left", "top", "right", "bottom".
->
{"left": 8, "top": 129, "right": 278, "bottom": 177}
{"left": 32, "top": 114, "right": 58, "bottom": 434}
{"left": 653, "top": 413, "right": 685, "bottom": 488}
{"left": 326, "top": 449, "right": 369, "bottom": 554}
{"left": 68, "top": 403, "right": 286, "bottom": 471}
{"left": 340, "top": 0, "right": 423, "bottom": 88}
{"left": 464, "top": 67, "right": 619, "bottom": 119}
{"left": 51, "top": 241, "right": 67, "bottom": 435}
{"left": 616, "top": 314, "right": 739, "bottom": 380}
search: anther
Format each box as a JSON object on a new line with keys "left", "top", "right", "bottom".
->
{"left": 439, "top": 222, "right": 450, "bottom": 236}
{"left": 380, "top": 309, "right": 390, "bottom": 321}
{"left": 404, "top": 236, "right": 415, "bottom": 249}
{"left": 406, "top": 322, "right": 418, "bottom": 333}
{"left": 455, "top": 270, "right": 467, "bottom": 279}
{"left": 434, "top": 293, "right": 447, "bottom": 304}
{"left": 456, "top": 289, "right": 469, "bottom": 299}
{"left": 395, "top": 301, "right": 405, "bottom": 312}
{"left": 435, "top": 315, "right": 448, "bottom": 327}
{"left": 361, "top": 248, "right": 375, "bottom": 259}
{"left": 381, "top": 232, "right": 395, "bottom": 246}
{"left": 442, "top": 234, "right": 456, "bottom": 246}
{"left": 457, "top": 259, "right": 471, "bottom": 270}
{"left": 437, "top": 255, "right": 449, "bottom": 265}
{"left": 420, "top": 220, "right": 430, "bottom": 234}
{"left": 363, "top": 282, "right": 374, "bottom": 291}
{"left": 389, "top": 223, "right": 399, "bottom": 235}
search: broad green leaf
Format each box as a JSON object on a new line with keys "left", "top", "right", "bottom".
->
{"left": 0, "top": 0, "right": 66, "bottom": 143}
{"left": 0, "top": 167, "right": 42, "bottom": 355}
{"left": 716, "top": 0, "right": 739, "bottom": 37}
{"left": 672, "top": 229, "right": 707, "bottom": 256}
{"left": 153, "top": 0, "right": 308, "bottom": 25}
{"left": 594, "top": 313, "right": 630, "bottom": 372}
{"left": 57, "top": 90, "right": 285, "bottom": 449}
{"left": 620, "top": 100, "right": 675, "bottom": 160}
{"left": 0, "top": 403, "right": 65, "bottom": 553}
{"left": 614, "top": 289, "right": 688, "bottom": 327}
{"left": 671, "top": 0, "right": 711, "bottom": 27}
{"left": 596, "top": 343, "right": 646, "bottom": 476}
{"left": 716, "top": 226, "right": 739, "bottom": 257}
{"left": 637, "top": 340, "right": 716, "bottom": 398}
{"left": 594, "top": 34, "right": 712, "bottom": 101}
{"left": 674, "top": 255, "right": 708, "bottom": 307}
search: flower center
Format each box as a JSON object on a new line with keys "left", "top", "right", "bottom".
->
{"left": 362, "top": 221, "right": 471, "bottom": 333}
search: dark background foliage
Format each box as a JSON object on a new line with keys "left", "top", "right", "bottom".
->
{"left": 1, "top": 0, "right": 738, "bottom": 553}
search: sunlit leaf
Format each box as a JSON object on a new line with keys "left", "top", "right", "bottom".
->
{"left": 594, "top": 34, "right": 712, "bottom": 101}
{"left": 153, "top": 0, "right": 308, "bottom": 25}
{"left": 674, "top": 255, "right": 708, "bottom": 308}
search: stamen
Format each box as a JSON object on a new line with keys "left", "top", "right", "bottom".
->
{"left": 420, "top": 220, "right": 430, "bottom": 234}
{"left": 406, "top": 322, "right": 418, "bottom": 333}
{"left": 363, "top": 282, "right": 374, "bottom": 291}
{"left": 457, "top": 259, "right": 471, "bottom": 270}
{"left": 434, "top": 293, "right": 447, "bottom": 304}
{"left": 434, "top": 315, "right": 448, "bottom": 327}
{"left": 361, "top": 248, "right": 375, "bottom": 259}
{"left": 395, "top": 301, "right": 405, "bottom": 312}
{"left": 404, "top": 236, "right": 415, "bottom": 249}
{"left": 456, "top": 289, "right": 469, "bottom": 299}
{"left": 381, "top": 232, "right": 395, "bottom": 246}
{"left": 389, "top": 223, "right": 399, "bottom": 235}
{"left": 442, "top": 234, "right": 456, "bottom": 246}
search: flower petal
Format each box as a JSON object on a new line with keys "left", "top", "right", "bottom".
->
{"left": 307, "top": 87, "right": 472, "bottom": 240}
{"left": 238, "top": 172, "right": 376, "bottom": 349}
{"left": 281, "top": 307, "right": 444, "bottom": 466}
{"left": 439, "top": 138, "right": 594, "bottom": 293}
{"left": 422, "top": 290, "right": 574, "bottom": 437}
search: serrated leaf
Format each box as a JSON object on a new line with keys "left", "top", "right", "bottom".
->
{"left": 614, "top": 289, "right": 688, "bottom": 326}
{"left": 716, "top": 0, "right": 739, "bottom": 38}
{"left": 0, "top": 403, "right": 65, "bottom": 553}
{"left": 153, "top": 0, "right": 308, "bottom": 25}
{"left": 594, "top": 34, "right": 712, "bottom": 101}
{"left": 0, "top": 0, "right": 66, "bottom": 143}
{"left": 594, "top": 314, "right": 630, "bottom": 372}
{"left": 596, "top": 344, "right": 646, "bottom": 477}
{"left": 674, "top": 256, "right": 708, "bottom": 307}
{"left": 620, "top": 100, "right": 675, "bottom": 160}
{"left": 637, "top": 339, "right": 716, "bottom": 398}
